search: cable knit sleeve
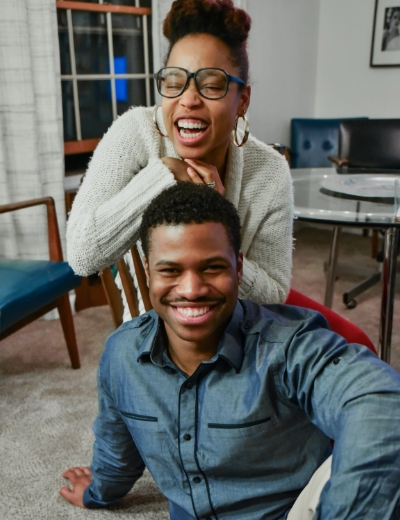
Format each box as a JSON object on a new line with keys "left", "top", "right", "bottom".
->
{"left": 235, "top": 141, "right": 293, "bottom": 304}
{"left": 66, "top": 107, "right": 176, "bottom": 276}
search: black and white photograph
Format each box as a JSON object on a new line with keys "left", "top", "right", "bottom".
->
{"left": 371, "top": 0, "right": 400, "bottom": 65}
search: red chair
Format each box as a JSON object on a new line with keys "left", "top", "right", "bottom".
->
{"left": 285, "top": 288, "right": 376, "bottom": 354}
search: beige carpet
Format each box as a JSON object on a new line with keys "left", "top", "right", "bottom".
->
{"left": 0, "top": 308, "right": 169, "bottom": 519}
{"left": 0, "top": 225, "right": 399, "bottom": 519}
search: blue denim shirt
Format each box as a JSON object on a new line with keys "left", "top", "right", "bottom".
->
{"left": 83, "top": 300, "right": 400, "bottom": 519}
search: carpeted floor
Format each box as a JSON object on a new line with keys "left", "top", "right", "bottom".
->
{"left": 0, "top": 226, "right": 398, "bottom": 519}
{"left": 0, "top": 308, "right": 169, "bottom": 519}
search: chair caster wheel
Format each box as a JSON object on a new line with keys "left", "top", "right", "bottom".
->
{"left": 346, "top": 299, "right": 357, "bottom": 309}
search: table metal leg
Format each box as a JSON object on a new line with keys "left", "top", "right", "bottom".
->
{"left": 379, "top": 227, "right": 400, "bottom": 363}
{"left": 324, "top": 226, "right": 342, "bottom": 308}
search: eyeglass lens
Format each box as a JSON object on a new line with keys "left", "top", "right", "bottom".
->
{"left": 157, "top": 68, "right": 228, "bottom": 99}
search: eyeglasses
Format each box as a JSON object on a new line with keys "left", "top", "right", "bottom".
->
{"left": 154, "top": 67, "right": 245, "bottom": 100}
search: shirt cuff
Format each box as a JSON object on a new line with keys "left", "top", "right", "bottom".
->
{"left": 83, "top": 485, "right": 114, "bottom": 509}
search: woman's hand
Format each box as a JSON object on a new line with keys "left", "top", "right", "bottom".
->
{"left": 161, "top": 157, "right": 225, "bottom": 195}
{"left": 184, "top": 159, "right": 225, "bottom": 196}
{"left": 161, "top": 157, "right": 192, "bottom": 182}
{"left": 59, "top": 466, "right": 92, "bottom": 508}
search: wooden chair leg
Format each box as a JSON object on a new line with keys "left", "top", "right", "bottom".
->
{"left": 56, "top": 293, "right": 80, "bottom": 369}
{"left": 371, "top": 229, "right": 379, "bottom": 259}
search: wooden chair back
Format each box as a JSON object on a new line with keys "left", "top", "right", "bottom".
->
{"left": 100, "top": 245, "right": 152, "bottom": 328}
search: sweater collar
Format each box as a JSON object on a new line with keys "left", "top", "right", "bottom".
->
{"left": 224, "top": 141, "right": 243, "bottom": 208}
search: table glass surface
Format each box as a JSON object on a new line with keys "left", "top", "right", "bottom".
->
{"left": 291, "top": 168, "right": 400, "bottom": 228}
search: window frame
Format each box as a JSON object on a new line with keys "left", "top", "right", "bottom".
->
{"left": 56, "top": 0, "right": 152, "bottom": 152}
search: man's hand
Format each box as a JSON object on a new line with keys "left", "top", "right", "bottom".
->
{"left": 59, "top": 466, "right": 92, "bottom": 508}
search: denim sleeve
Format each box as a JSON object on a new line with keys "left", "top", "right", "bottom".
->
{"left": 280, "top": 311, "right": 400, "bottom": 520}
{"left": 83, "top": 354, "right": 146, "bottom": 509}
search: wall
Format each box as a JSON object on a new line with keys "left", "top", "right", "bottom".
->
{"left": 247, "top": 0, "right": 320, "bottom": 146}
{"left": 315, "top": 0, "right": 400, "bottom": 118}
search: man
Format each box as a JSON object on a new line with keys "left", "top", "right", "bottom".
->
{"left": 60, "top": 183, "right": 400, "bottom": 519}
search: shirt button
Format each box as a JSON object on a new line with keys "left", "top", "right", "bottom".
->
{"left": 183, "top": 433, "right": 191, "bottom": 441}
{"left": 242, "top": 321, "right": 250, "bottom": 329}
{"left": 193, "top": 476, "right": 201, "bottom": 484}
{"left": 333, "top": 357, "right": 340, "bottom": 365}
{"left": 186, "top": 381, "right": 193, "bottom": 389}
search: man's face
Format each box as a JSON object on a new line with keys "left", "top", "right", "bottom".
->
{"left": 144, "top": 222, "right": 243, "bottom": 350}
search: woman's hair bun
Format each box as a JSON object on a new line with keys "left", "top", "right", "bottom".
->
{"left": 163, "top": 0, "right": 251, "bottom": 47}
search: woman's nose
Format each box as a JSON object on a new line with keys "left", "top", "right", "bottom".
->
{"left": 175, "top": 271, "right": 208, "bottom": 300}
{"left": 179, "top": 79, "right": 202, "bottom": 108}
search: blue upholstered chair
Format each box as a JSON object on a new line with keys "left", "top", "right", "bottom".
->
{"left": 0, "top": 197, "right": 81, "bottom": 369}
{"left": 290, "top": 118, "right": 368, "bottom": 169}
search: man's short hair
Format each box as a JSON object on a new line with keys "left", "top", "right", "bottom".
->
{"left": 139, "top": 182, "right": 241, "bottom": 257}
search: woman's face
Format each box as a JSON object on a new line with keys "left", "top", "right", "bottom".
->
{"left": 390, "top": 11, "right": 400, "bottom": 29}
{"left": 161, "top": 34, "right": 251, "bottom": 170}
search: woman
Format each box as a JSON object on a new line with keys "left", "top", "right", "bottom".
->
{"left": 382, "top": 8, "right": 400, "bottom": 51}
{"left": 66, "top": 0, "right": 293, "bottom": 319}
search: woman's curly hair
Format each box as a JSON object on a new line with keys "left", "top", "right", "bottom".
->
{"left": 163, "top": 0, "right": 252, "bottom": 83}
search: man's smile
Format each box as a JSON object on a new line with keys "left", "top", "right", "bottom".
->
{"left": 175, "top": 306, "right": 211, "bottom": 317}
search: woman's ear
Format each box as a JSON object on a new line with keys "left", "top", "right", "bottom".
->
{"left": 239, "top": 85, "right": 251, "bottom": 116}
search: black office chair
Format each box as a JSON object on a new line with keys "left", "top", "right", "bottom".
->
{"left": 329, "top": 119, "right": 400, "bottom": 174}
{"left": 328, "top": 119, "right": 400, "bottom": 308}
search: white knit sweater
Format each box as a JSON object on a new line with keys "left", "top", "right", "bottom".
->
{"left": 66, "top": 106, "right": 293, "bottom": 306}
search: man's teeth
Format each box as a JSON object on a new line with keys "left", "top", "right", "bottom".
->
{"left": 176, "top": 307, "right": 210, "bottom": 317}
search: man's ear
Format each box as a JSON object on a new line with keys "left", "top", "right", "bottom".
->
{"left": 143, "top": 256, "right": 150, "bottom": 286}
{"left": 237, "top": 250, "right": 244, "bottom": 285}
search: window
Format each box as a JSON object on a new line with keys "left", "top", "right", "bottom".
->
{"left": 57, "top": 0, "right": 153, "bottom": 163}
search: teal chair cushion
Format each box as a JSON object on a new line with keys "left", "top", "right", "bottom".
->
{"left": 0, "top": 260, "right": 81, "bottom": 333}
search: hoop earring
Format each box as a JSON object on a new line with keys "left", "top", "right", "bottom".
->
{"left": 233, "top": 114, "right": 249, "bottom": 147}
{"left": 153, "top": 105, "right": 168, "bottom": 138}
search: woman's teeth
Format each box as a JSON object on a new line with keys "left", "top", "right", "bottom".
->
{"left": 176, "top": 307, "right": 210, "bottom": 317}
{"left": 177, "top": 121, "right": 207, "bottom": 139}
{"left": 179, "top": 129, "right": 203, "bottom": 139}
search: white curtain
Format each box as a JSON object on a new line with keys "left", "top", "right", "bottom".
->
{"left": 152, "top": 0, "right": 249, "bottom": 78}
{"left": 0, "top": 0, "right": 65, "bottom": 260}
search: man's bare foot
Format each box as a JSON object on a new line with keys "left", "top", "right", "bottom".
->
{"left": 59, "top": 466, "right": 92, "bottom": 507}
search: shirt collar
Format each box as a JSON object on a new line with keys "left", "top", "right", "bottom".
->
{"left": 137, "top": 301, "right": 246, "bottom": 373}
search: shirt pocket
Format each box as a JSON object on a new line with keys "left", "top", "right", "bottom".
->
{"left": 199, "top": 416, "right": 277, "bottom": 478}
{"left": 119, "top": 409, "right": 182, "bottom": 493}
{"left": 119, "top": 410, "right": 160, "bottom": 429}
{"left": 206, "top": 415, "right": 273, "bottom": 439}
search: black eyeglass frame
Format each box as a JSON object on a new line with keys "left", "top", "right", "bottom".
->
{"left": 153, "top": 67, "right": 246, "bottom": 100}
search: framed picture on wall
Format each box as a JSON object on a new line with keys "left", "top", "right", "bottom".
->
{"left": 370, "top": 0, "right": 400, "bottom": 66}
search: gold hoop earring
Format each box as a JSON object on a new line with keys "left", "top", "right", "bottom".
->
{"left": 153, "top": 105, "right": 168, "bottom": 138}
{"left": 233, "top": 114, "right": 249, "bottom": 147}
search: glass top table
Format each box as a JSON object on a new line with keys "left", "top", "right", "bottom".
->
{"left": 291, "top": 168, "right": 400, "bottom": 363}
